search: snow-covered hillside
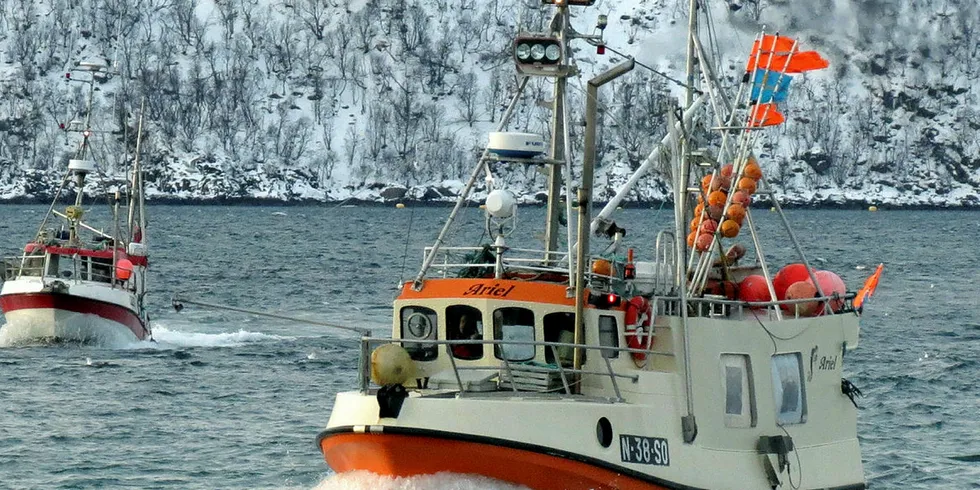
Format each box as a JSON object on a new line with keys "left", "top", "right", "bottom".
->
{"left": 0, "top": 0, "right": 977, "bottom": 206}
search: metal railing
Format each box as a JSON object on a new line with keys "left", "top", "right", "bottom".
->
{"left": 1, "top": 254, "right": 119, "bottom": 284}
{"left": 423, "top": 245, "right": 630, "bottom": 289}
{"left": 358, "top": 337, "right": 675, "bottom": 401}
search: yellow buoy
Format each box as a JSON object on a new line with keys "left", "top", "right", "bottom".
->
{"left": 395, "top": 203, "right": 406, "bottom": 209}
{"left": 770, "top": 207, "right": 776, "bottom": 212}
{"left": 868, "top": 205, "right": 878, "bottom": 212}
{"left": 371, "top": 344, "right": 415, "bottom": 386}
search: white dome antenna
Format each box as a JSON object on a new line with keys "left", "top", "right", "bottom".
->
{"left": 486, "top": 189, "right": 516, "bottom": 219}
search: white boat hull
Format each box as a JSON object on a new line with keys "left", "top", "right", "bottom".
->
{"left": 0, "top": 278, "right": 147, "bottom": 345}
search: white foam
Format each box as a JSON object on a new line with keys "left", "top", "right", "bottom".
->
{"left": 312, "top": 471, "right": 529, "bottom": 490}
{"left": 119, "top": 324, "right": 291, "bottom": 350}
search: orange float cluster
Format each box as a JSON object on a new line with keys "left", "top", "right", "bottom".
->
{"left": 687, "top": 159, "right": 764, "bottom": 251}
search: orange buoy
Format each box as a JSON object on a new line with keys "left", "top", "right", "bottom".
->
{"left": 726, "top": 203, "right": 746, "bottom": 224}
{"left": 695, "top": 233, "right": 714, "bottom": 252}
{"left": 693, "top": 202, "right": 705, "bottom": 219}
{"left": 732, "top": 190, "right": 752, "bottom": 208}
{"left": 707, "top": 190, "right": 727, "bottom": 207}
{"left": 783, "top": 281, "right": 820, "bottom": 316}
{"left": 744, "top": 161, "right": 763, "bottom": 180}
{"left": 116, "top": 258, "right": 134, "bottom": 281}
{"left": 689, "top": 218, "right": 700, "bottom": 232}
{"left": 701, "top": 174, "right": 713, "bottom": 194}
{"left": 719, "top": 219, "right": 740, "bottom": 238}
{"left": 687, "top": 231, "right": 697, "bottom": 248}
{"left": 737, "top": 177, "right": 757, "bottom": 194}
{"left": 591, "top": 259, "right": 613, "bottom": 277}
{"left": 720, "top": 163, "right": 734, "bottom": 179}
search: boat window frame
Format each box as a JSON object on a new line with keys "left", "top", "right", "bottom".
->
{"left": 598, "top": 314, "right": 619, "bottom": 359}
{"left": 492, "top": 306, "right": 536, "bottom": 362}
{"left": 720, "top": 353, "right": 756, "bottom": 428}
{"left": 771, "top": 352, "right": 807, "bottom": 425}
{"left": 399, "top": 305, "right": 438, "bottom": 361}
{"left": 543, "top": 311, "right": 576, "bottom": 366}
{"left": 446, "top": 304, "right": 484, "bottom": 360}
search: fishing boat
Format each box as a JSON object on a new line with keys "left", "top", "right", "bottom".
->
{"left": 317, "top": 2, "right": 878, "bottom": 489}
{"left": 0, "top": 61, "right": 150, "bottom": 345}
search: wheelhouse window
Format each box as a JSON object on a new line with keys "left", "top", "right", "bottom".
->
{"left": 721, "top": 354, "right": 756, "bottom": 428}
{"left": 493, "top": 307, "right": 535, "bottom": 362}
{"left": 400, "top": 306, "right": 438, "bottom": 361}
{"left": 544, "top": 312, "right": 575, "bottom": 366}
{"left": 771, "top": 353, "right": 807, "bottom": 425}
{"left": 446, "top": 305, "right": 483, "bottom": 360}
{"left": 598, "top": 315, "right": 619, "bottom": 359}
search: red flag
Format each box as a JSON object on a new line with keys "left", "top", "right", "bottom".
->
{"left": 748, "top": 50, "right": 830, "bottom": 73}
{"left": 748, "top": 103, "right": 785, "bottom": 127}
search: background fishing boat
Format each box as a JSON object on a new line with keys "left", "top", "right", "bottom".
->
{"left": 0, "top": 61, "right": 150, "bottom": 345}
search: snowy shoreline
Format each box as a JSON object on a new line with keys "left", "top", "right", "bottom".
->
{"left": 2, "top": 195, "right": 977, "bottom": 210}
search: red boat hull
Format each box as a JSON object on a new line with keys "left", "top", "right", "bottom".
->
{"left": 0, "top": 292, "right": 147, "bottom": 340}
{"left": 318, "top": 428, "right": 672, "bottom": 490}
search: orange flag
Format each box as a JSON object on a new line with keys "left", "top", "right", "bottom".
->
{"left": 750, "top": 35, "right": 798, "bottom": 56}
{"left": 853, "top": 263, "right": 884, "bottom": 310}
{"left": 748, "top": 50, "right": 830, "bottom": 73}
{"left": 748, "top": 103, "right": 785, "bottom": 127}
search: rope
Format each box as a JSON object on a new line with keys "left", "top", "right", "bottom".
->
{"left": 597, "top": 43, "right": 703, "bottom": 95}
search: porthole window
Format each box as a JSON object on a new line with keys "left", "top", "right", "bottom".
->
{"left": 400, "top": 306, "right": 437, "bottom": 361}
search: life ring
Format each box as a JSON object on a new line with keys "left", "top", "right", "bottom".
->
{"left": 624, "top": 296, "right": 654, "bottom": 365}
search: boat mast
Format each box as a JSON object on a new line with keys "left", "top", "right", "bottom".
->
{"left": 677, "top": 0, "right": 700, "bottom": 444}
{"left": 542, "top": 7, "right": 570, "bottom": 267}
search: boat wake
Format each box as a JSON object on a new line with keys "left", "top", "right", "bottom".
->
{"left": 0, "top": 314, "right": 137, "bottom": 348}
{"left": 123, "top": 324, "right": 292, "bottom": 350}
{"left": 313, "top": 471, "right": 530, "bottom": 490}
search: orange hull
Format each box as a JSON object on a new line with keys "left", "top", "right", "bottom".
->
{"left": 319, "top": 429, "right": 672, "bottom": 490}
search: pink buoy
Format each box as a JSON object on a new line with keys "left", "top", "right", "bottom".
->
{"left": 813, "top": 270, "right": 847, "bottom": 312}
{"left": 695, "top": 233, "right": 714, "bottom": 252}
{"left": 116, "top": 258, "right": 134, "bottom": 281}
{"left": 738, "top": 274, "right": 772, "bottom": 307}
{"left": 773, "top": 263, "right": 815, "bottom": 300}
{"left": 783, "top": 281, "right": 820, "bottom": 316}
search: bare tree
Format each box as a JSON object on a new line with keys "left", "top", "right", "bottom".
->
{"left": 456, "top": 71, "right": 479, "bottom": 126}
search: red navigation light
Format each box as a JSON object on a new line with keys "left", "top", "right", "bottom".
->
{"left": 588, "top": 291, "right": 622, "bottom": 309}
{"left": 597, "top": 43, "right": 606, "bottom": 55}
{"left": 65, "top": 73, "right": 71, "bottom": 79}
{"left": 58, "top": 123, "right": 65, "bottom": 129}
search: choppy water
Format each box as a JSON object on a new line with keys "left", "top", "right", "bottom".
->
{"left": 1, "top": 204, "right": 978, "bottom": 489}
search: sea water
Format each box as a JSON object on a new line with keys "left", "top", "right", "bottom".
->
{"left": 1, "top": 204, "right": 978, "bottom": 489}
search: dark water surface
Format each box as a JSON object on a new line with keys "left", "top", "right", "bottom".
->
{"left": 1, "top": 204, "right": 978, "bottom": 489}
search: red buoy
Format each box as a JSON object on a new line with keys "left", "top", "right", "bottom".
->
{"left": 738, "top": 274, "right": 772, "bottom": 306}
{"left": 773, "top": 263, "right": 815, "bottom": 300}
